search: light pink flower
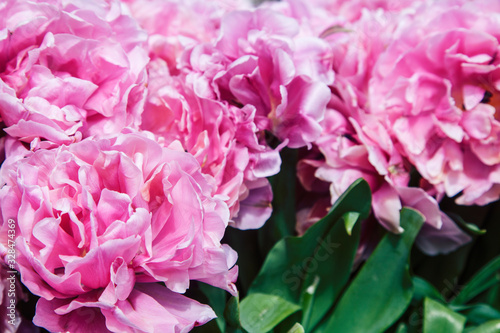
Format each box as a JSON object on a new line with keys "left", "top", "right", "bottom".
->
{"left": 369, "top": 0, "right": 500, "bottom": 206}
{"left": 297, "top": 76, "right": 470, "bottom": 254}
{"left": 123, "top": 0, "right": 251, "bottom": 72}
{"left": 130, "top": 4, "right": 333, "bottom": 229}
{"left": 0, "top": 0, "right": 148, "bottom": 149}
{"left": 258, "top": 0, "right": 341, "bottom": 37}
{"left": 305, "top": 0, "right": 420, "bottom": 22}
{"left": 141, "top": 58, "right": 279, "bottom": 229}
{"left": 0, "top": 131, "right": 237, "bottom": 332}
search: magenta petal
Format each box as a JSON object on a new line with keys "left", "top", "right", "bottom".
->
{"left": 233, "top": 179, "right": 273, "bottom": 230}
{"left": 416, "top": 213, "right": 472, "bottom": 255}
{"left": 34, "top": 297, "right": 108, "bottom": 333}
{"left": 64, "top": 237, "right": 141, "bottom": 290}
{"left": 397, "top": 186, "right": 442, "bottom": 229}
{"left": 372, "top": 183, "right": 403, "bottom": 233}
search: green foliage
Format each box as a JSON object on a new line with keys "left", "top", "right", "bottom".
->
{"left": 423, "top": 298, "right": 466, "bottom": 333}
{"left": 452, "top": 255, "right": 500, "bottom": 305}
{"left": 240, "top": 294, "right": 301, "bottom": 333}
{"left": 195, "top": 180, "right": 500, "bottom": 333}
{"left": 240, "top": 178, "right": 371, "bottom": 332}
{"left": 320, "top": 208, "right": 424, "bottom": 333}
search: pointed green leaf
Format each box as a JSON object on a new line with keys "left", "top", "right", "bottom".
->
{"left": 287, "top": 323, "right": 305, "bottom": 333}
{"left": 322, "top": 208, "right": 424, "bottom": 333}
{"left": 452, "top": 255, "right": 500, "bottom": 305}
{"left": 242, "top": 179, "right": 371, "bottom": 332}
{"left": 239, "top": 293, "right": 301, "bottom": 333}
{"left": 423, "top": 298, "right": 466, "bottom": 333}
{"left": 300, "top": 275, "right": 320, "bottom": 329}
{"left": 343, "top": 212, "right": 360, "bottom": 236}
{"left": 224, "top": 295, "right": 241, "bottom": 329}
{"left": 450, "top": 303, "right": 500, "bottom": 326}
{"left": 395, "top": 323, "right": 408, "bottom": 333}
{"left": 199, "top": 283, "right": 227, "bottom": 332}
{"left": 241, "top": 179, "right": 371, "bottom": 324}
{"left": 467, "top": 319, "right": 500, "bottom": 333}
{"left": 301, "top": 209, "right": 364, "bottom": 331}
{"left": 447, "top": 212, "right": 486, "bottom": 236}
{"left": 413, "top": 276, "right": 445, "bottom": 303}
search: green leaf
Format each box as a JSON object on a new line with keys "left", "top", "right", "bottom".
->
{"left": 300, "top": 275, "right": 320, "bottom": 329}
{"left": 343, "top": 212, "right": 360, "bottom": 236}
{"left": 239, "top": 293, "right": 301, "bottom": 333}
{"left": 242, "top": 179, "right": 371, "bottom": 332}
{"left": 423, "top": 298, "right": 465, "bottom": 333}
{"left": 287, "top": 323, "right": 305, "bottom": 333}
{"left": 447, "top": 212, "right": 486, "bottom": 236}
{"left": 199, "top": 283, "right": 227, "bottom": 332}
{"left": 449, "top": 303, "right": 500, "bottom": 326}
{"left": 394, "top": 322, "right": 408, "bottom": 333}
{"left": 322, "top": 208, "right": 425, "bottom": 333}
{"left": 274, "top": 312, "right": 303, "bottom": 333}
{"left": 224, "top": 295, "right": 241, "bottom": 329}
{"left": 412, "top": 276, "right": 445, "bottom": 303}
{"left": 452, "top": 255, "right": 500, "bottom": 305}
{"left": 486, "top": 285, "right": 500, "bottom": 311}
{"left": 459, "top": 201, "right": 500, "bottom": 292}
{"left": 467, "top": 319, "right": 500, "bottom": 333}
{"left": 301, "top": 209, "right": 365, "bottom": 331}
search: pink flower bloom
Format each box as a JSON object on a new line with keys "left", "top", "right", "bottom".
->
{"left": 141, "top": 58, "right": 278, "bottom": 229}
{"left": 259, "top": 0, "right": 341, "bottom": 37}
{"left": 306, "top": 0, "right": 420, "bottom": 22}
{"left": 180, "top": 7, "right": 333, "bottom": 149}
{"left": 0, "top": 0, "right": 148, "bottom": 149}
{"left": 0, "top": 131, "right": 237, "bottom": 332}
{"left": 369, "top": 0, "right": 500, "bottom": 206}
{"left": 123, "top": 0, "right": 251, "bottom": 72}
{"left": 297, "top": 73, "right": 470, "bottom": 254}
{"left": 214, "top": 8, "right": 333, "bottom": 148}
{"left": 130, "top": 3, "right": 334, "bottom": 229}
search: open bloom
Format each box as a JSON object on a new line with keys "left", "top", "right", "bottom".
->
{"left": 0, "top": 131, "right": 237, "bottom": 332}
{"left": 304, "top": 0, "right": 419, "bottom": 22}
{"left": 298, "top": 99, "right": 471, "bottom": 254}
{"left": 297, "top": 3, "right": 470, "bottom": 254}
{"left": 0, "top": 0, "right": 148, "bottom": 149}
{"left": 141, "top": 59, "right": 279, "bottom": 229}
{"left": 180, "top": 7, "right": 333, "bottom": 149}
{"left": 140, "top": 6, "right": 334, "bottom": 229}
{"left": 369, "top": 0, "right": 500, "bottom": 206}
{"left": 123, "top": 0, "right": 251, "bottom": 72}
{"left": 213, "top": 7, "right": 333, "bottom": 148}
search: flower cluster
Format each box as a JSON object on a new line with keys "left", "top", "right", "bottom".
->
{"left": 293, "top": 0, "right": 500, "bottom": 254}
{"left": 2, "top": 0, "right": 500, "bottom": 331}
{"left": 125, "top": 0, "right": 334, "bottom": 229}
